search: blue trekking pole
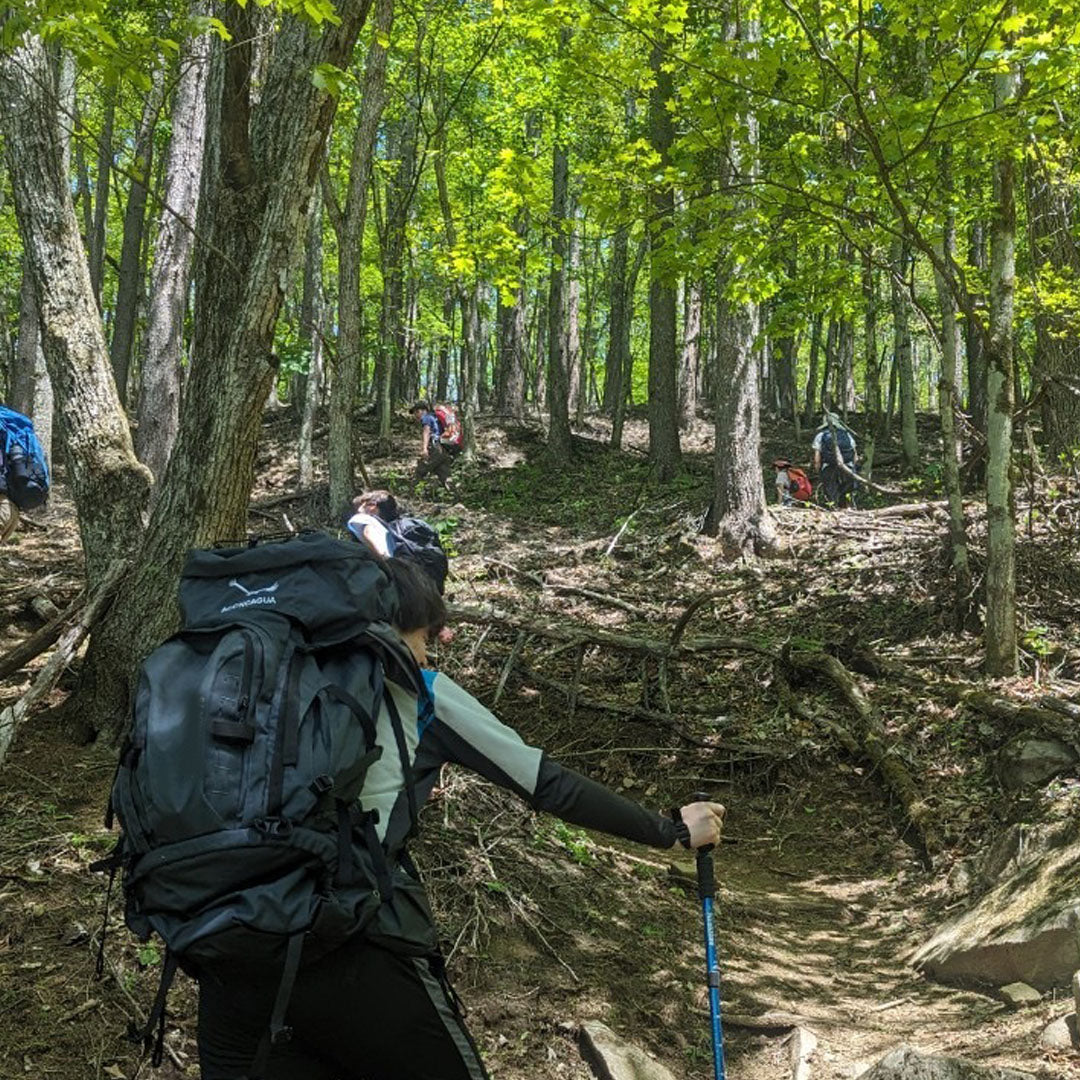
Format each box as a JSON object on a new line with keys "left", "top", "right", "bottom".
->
{"left": 693, "top": 791, "right": 725, "bottom": 1080}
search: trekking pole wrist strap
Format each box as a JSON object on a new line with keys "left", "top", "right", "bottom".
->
{"left": 668, "top": 807, "right": 693, "bottom": 850}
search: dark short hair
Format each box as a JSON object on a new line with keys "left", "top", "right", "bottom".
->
{"left": 353, "top": 490, "right": 399, "bottom": 521}
{"left": 385, "top": 558, "right": 447, "bottom": 635}
{"left": 411, "top": 400, "right": 431, "bottom": 413}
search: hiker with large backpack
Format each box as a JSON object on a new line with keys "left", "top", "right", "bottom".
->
{"left": 411, "top": 399, "right": 456, "bottom": 492}
{"left": 347, "top": 488, "right": 450, "bottom": 596}
{"left": 811, "top": 412, "right": 859, "bottom": 508}
{"left": 0, "top": 404, "right": 50, "bottom": 539}
{"left": 98, "top": 537, "right": 725, "bottom": 1079}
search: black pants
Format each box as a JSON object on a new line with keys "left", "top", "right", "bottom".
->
{"left": 821, "top": 464, "right": 857, "bottom": 507}
{"left": 197, "top": 938, "right": 489, "bottom": 1080}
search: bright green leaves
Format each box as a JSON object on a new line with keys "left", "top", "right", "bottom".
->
{"left": 312, "top": 62, "right": 348, "bottom": 97}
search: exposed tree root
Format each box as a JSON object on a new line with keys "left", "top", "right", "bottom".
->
{"left": 0, "top": 563, "right": 124, "bottom": 768}
{"left": 0, "top": 590, "right": 87, "bottom": 682}
{"left": 783, "top": 649, "right": 940, "bottom": 862}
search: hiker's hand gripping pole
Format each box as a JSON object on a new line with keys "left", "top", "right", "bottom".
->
{"left": 692, "top": 791, "right": 726, "bottom": 1080}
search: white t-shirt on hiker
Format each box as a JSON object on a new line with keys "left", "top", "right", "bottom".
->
{"left": 347, "top": 512, "right": 393, "bottom": 557}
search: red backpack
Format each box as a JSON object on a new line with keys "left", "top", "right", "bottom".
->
{"left": 433, "top": 405, "right": 462, "bottom": 449}
{"left": 786, "top": 467, "right": 812, "bottom": 502}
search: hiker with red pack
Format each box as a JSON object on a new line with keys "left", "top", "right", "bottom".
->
{"left": 772, "top": 458, "right": 813, "bottom": 506}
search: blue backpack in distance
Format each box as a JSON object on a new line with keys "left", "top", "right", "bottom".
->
{"left": 0, "top": 405, "right": 50, "bottom": 510}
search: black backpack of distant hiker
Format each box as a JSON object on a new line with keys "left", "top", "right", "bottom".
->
{"left": 819, "top": 425, "right": 855, "bottom": 466}
{"left": 387, "top": 515, "right": 449, "bottom": 594}
{"left": 94, "top": 531, "right": 429, "bottom": 1074}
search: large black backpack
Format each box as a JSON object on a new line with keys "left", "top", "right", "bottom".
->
{"left": 387, "top": 515, "right": 449, "bottom": 594}
{"left": 819, "top": 425, "right": 855, "bottom": 466}
{"left": 96, "top": 532, "right": 427, "bottom": 1074}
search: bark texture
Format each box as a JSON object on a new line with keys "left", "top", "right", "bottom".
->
{"left": 646, "top": 38, "right": 682, "bottom": 480}
{"left": 984, "top": 63, "right": 1019, "bottom": 675}
{"left": 136, "top": 12, "right": 211, "bottom": 491}
{"left": 326, "top": 0, "right": 391, "bottom": 512}
{"left": 546, "top": 134, "right": 573, "bottom": 458}
{"left": 1, "top": 33, "right": 152, "bottom": 585}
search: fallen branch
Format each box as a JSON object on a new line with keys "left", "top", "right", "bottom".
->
{"left": 0, "top": 590, "right": 87, "bottom": 682}
{"left": 784, "top": 649, "right": 940, "bottom": 860}
{"left": 482, "top": 557, "right": 649, "bottom": 617}
{"left": 0, "top": 562, "right": 125, "bottom": 768}
{"left": 513, "top": 662, "right": 712, "bottom": 746}
{"left": 448, "top": 603, "right": 771, "bottom": 660}
{"left": 849, "top": 648, "right": 1080, "bottom": 746}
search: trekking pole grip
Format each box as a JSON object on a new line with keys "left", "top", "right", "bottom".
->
{"left": 692, "top": 790, "right": 717, "bottom": 901}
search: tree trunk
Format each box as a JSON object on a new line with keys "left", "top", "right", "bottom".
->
{"left": 803, "top": 310, "right": 822, "bottom": 428}
{"left": 323, "top": 0, "right": 391, "bottom": 512}
{"left": 136, "top": 10, "right": 210, "bottom": 493}
{"left": 546, "top": 133, "right": 573, "bottom": 458}
{"left": 495, "top": 207, "right": 528, "bottom": 417}
{"left": 863, "top": 249, "right": 881, "bottom": 429}
{"left": 933, "top": 149, "right": 973, "bottom": 628}
{"left": 81, "top": 0, "right": 374, "bottom": 737}
{"left": 966, "top": 215, "right": 989, "bottom": 453}
{"left": 298, "top": 191, "right": 324, "bottom": 489}
{"left": 646, "top": 37, "right": 681, "bottom": 480}
{"left": 88, "top": 90, "right": 115, "bottom": 306}
{"left": 1, "top": 34, "right": 152, "bottom": 583}
{"left": 984, "top": 61, "right": 1019, "bottom": 676}
{"left": 602, "top": 224, "right": 629, "bottom": 418}
{"left": 378, "top": 108, "right": 417, "bottom": 452}
{"left": 1026, "top": 147, "right": 1080, "bottom": 456}
{"left": 679, "top": 278, "right": 702, "bottom": 428}
{"left": 565, "top": 204, "right": 582, "bottom": 418}
{"left": 891, "top": 238, "right": 919, "bottom": 469}
{"left": 707, "top": 13, "right": 772, "bottom": 556}
{"left": 437, "top": 289, "right": 453, "bottom": 402}
{"left": 110, "top": 72, "right": 163, "bottom": 408}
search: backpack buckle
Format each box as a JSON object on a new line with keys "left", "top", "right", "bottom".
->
{"left": 270, "top": 1024, "right": 294, "bottom": 1045}
{"left": 254, "top": 817, "right": 293, "bottom": 838}
{"left": 309, "top": 774, "right": 334, "bottom": 797}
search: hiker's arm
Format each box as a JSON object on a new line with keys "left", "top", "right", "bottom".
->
{"left": 427, "top": 674, "right": 686, "bottom": 849}
{"left": 364, "top": 523, "right": 391, "bottom": 558}
{"left": 420, "top": 424, "right": 431, "bottom": 456}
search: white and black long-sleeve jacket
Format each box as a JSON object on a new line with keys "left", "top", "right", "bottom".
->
{"left": 361, "top": 669, "right": 679, "bottom": 860}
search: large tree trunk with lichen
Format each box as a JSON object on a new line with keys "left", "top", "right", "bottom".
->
{"left": 74, "top": 1, "right": 373, "bottom": 740}
{"left": 1, "top": 32, "right": 152, "bottom": 587}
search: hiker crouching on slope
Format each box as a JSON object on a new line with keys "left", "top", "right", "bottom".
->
{"left": 196, "top": 558, "right": 726, "bottom": 1080}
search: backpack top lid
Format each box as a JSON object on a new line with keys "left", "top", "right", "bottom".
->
{"left": 179, "top": 531, "right": 398, "bottom": 644}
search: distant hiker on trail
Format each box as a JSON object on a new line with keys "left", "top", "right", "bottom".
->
{"left": 0, "top": 404, "right": 50, "bottom": 540}
{"left": 812, "top": 412, "right": 859, "bottom": 508}
{"left": 411, "top": 399, "right": 456, "bottom": 492}
{"left": 107, "top": 537, "right": 726, "bottom": 1080}
{"left": 772, "top": 459, "right": 813, "bottom": 506}
{"left": 347, "top": 489, "right": 451, "bottom": 597}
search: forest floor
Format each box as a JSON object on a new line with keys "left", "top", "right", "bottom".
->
{"left": 2, "top": 407, "right": 1079, "bottom": 1080}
